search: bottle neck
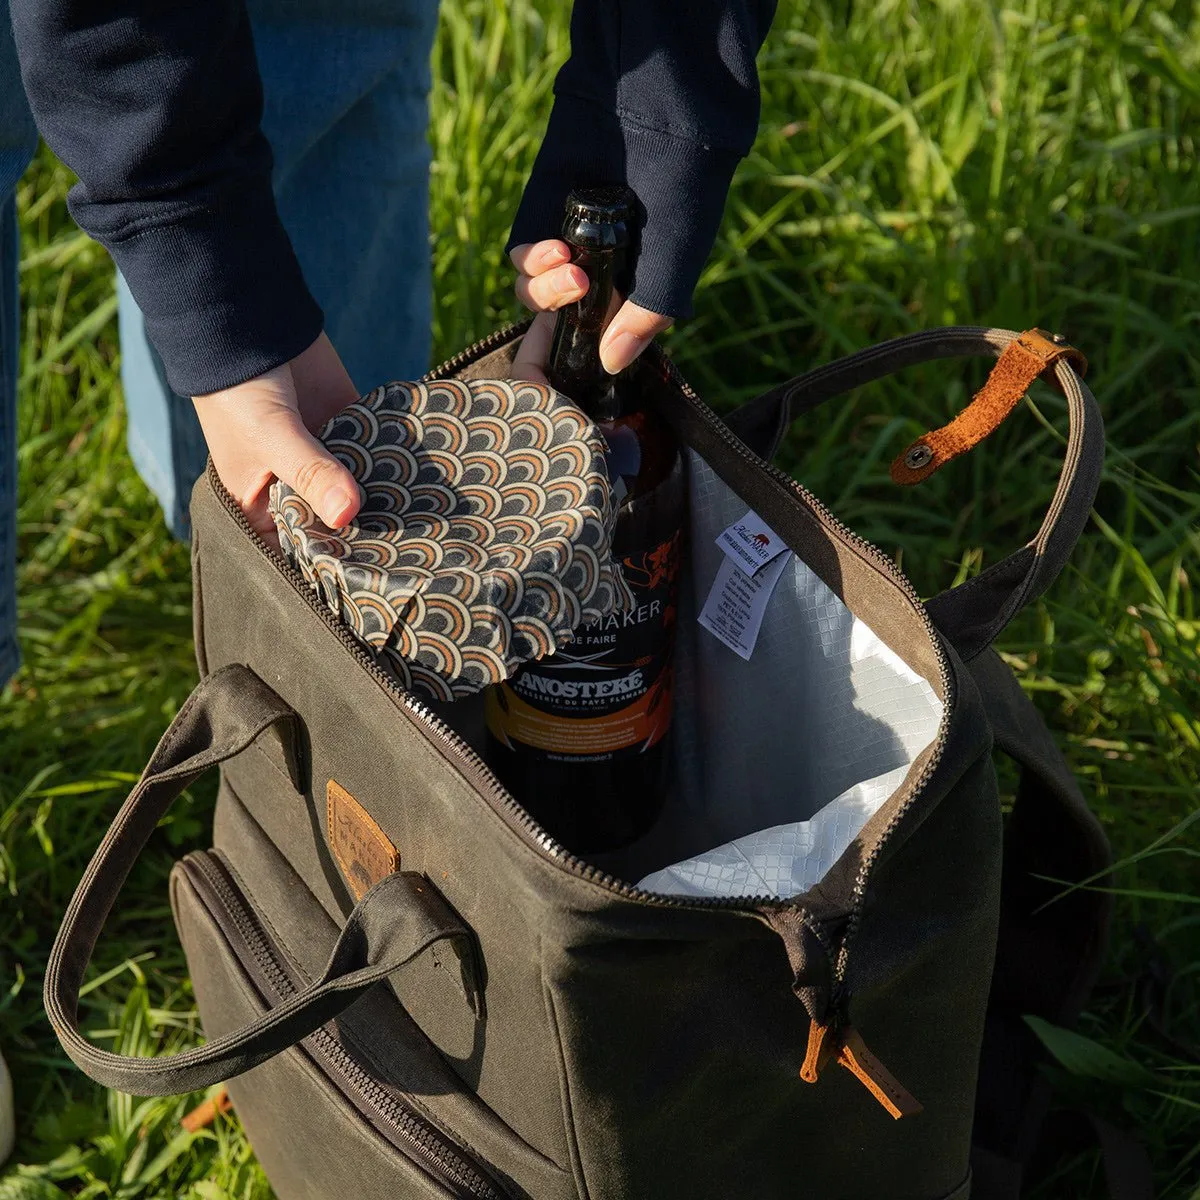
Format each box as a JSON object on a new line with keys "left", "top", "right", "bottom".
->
{"left": 547, "top": 243, "right": 628, "bottom": 422}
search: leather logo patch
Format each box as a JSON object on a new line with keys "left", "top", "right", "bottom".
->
{"left": 326, "top": 779, "right": 399, "bottom": 901}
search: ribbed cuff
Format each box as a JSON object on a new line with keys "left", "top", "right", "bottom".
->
{"left": 508, "top": 93, "right": 740, "bottom": 321}
{"left": 86, "top": 183, "right": 324, "bottom": 397}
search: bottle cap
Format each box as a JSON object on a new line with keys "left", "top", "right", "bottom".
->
{"left": 564, "top": 185, "right": 635, "bottom": 225}
{"left": 560, "top": 186, "right": 635, "bottom": 251}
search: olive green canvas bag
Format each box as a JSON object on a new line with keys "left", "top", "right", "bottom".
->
{"left": 44, "top": 325, "right": 1128, "bottom": 1199}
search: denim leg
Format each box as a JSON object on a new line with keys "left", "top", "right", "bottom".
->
{"left": 259, "top": 4, "right": 437, "bottom": 394}
{"left": 0, "top": 200, "right": 24, "bottom": 690}
{"left": 0, "top": 2, "right": 40, "bottom": 689}
{"left": 120, "top": 275, "right": 211, "bottom": 540}
{"left": 119, "top": 0, "right": 440, "bottom": 539}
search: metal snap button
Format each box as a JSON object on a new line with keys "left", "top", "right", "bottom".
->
{"left": 904, "top": 443, "right": 934, "bottom": 470}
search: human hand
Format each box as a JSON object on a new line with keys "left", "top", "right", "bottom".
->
{"left": 508, "top": 240, "right": 672, "bottom": 384}
{"left": 192, "top": 332, "right": 362, "bottom": 549}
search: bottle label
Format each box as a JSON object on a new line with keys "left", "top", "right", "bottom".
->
{"left": 486, "top": 530, "right": 681, "bottom": 760}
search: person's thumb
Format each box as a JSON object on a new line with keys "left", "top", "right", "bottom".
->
{"left": 268, "top": 408, "right": 362, "bottom": 531}
{"left": 598, "top": 300, "right": 673, "bottom": 375}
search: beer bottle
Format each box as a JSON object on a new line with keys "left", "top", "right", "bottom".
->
{"left": 485, "top": 186, "right": 684, "bottom": 853}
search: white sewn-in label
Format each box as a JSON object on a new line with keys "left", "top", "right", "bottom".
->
{"left": 716, "top": 510, "right": 789, "bottom": 576}
{"left": 697, "top": 551, "right": 792, "bottom": 661}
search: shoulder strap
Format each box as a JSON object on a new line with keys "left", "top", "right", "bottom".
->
{"left": 965, "top": 650, "right": 1153, "bottom": 1199}
{"left": 972, "top": 1116, "right": 1154, "bottom": 1200}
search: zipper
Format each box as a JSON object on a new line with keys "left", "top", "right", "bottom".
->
{"left": 208, "top": 324, "right": 952, "bottom": 998}
{"left": 420, "top": 323, "right": 526, "bottom": 382}
{"left": 180, "top": 851, "right": 511, "bottom": 1200}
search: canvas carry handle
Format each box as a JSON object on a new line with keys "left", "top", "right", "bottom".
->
{"left": 44, "top": 663, "right": 473, "bottom": 1096}
{"left": 727, "top": 327, "right": 1104, "bottom": 661}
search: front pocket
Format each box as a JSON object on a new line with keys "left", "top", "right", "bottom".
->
{"left": 171, "top": 849, "right": 520, "bottom": 1200}
{"left": 208, "top": 777, "right": 577, "bottom": 1195}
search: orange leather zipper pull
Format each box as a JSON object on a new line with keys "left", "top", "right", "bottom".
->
{"left": 799, "top": 1018, "right": 923, "bottom": 1120}
{"left": 836, "top": 1027, "right": 923, "bottom": 1120}
{"left": 181, "top": 1086, "right": 233, "bottom": 1132}
{"left": 800, "top": 1017, "right": 836, "bottom": 1083}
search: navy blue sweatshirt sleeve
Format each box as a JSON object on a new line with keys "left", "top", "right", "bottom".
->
{"left": 10, "top": 1, "right": 322, "bottom": 397}
{"left": 509, "top": 0, "right": 777, "bottom": 320}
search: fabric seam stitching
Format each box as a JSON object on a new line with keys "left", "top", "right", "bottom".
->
{"left": 541, "top": 945, "right": 591, "bottom": 1200}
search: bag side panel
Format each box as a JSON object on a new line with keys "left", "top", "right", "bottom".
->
{"left": 966, "top": 649, "right": 1112, "bottom": 1181}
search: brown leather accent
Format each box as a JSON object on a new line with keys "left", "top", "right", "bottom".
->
{"left": 180, "top": 1087, "right": 233, "bottom": 1132}
{"left": 800, "top": 1018, "right": 835, "bottom": 1083}
{"left": 799, "top": 1020, "right": 921, "bottom": 1120}
{"left": 891, "top": 329, "right": 1088, "bottom": 486}
{"left": 326, "top": 779, "right": 400, "bottom": 901}
{"left": 836, "top": 1027, "right": 924, "bottom": 1120}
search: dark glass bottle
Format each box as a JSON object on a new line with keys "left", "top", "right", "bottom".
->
{"left": 485, "top": 186, "right": 684, "bottom": 853}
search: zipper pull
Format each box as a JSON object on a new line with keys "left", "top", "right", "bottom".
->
{"left": 799, "top": 1018, "right": 923, "bottom": 1121}
{"left": 800, "top": 1015, "right": 838, "bottom": 1083}
{"left": 836, "top": 1026, "right": 923, "bottom": 1120}
{"left": 181, "top": 1086, "right": 232, "bottom": 1132}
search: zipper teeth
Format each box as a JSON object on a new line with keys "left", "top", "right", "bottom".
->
{"left": 433, "top": 332, "right": 957, "bottom": 988}
{"left": 214, "top": 325, "right": 952, "bottom": 989}
{"left": 420, "top": 322, "right": 532, "bottom": 384}
{"left": 188, "top": 853, "right": 504, "bottom": 1200}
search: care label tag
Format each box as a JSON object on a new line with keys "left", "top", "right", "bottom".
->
{"left": 716, "top": 510, "right": 790, "bottom": 576}
{"left": 698, "top": 550, "right": 792, "bottom": 661}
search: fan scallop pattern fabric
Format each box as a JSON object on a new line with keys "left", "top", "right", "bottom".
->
{"left": 270, "top": 378, "right": 633, "bottom": 701}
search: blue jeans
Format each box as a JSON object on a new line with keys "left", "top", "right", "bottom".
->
{"left": 1, "top": 0, "right": 438, "bottom": 687}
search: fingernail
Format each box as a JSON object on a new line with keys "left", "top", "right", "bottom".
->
{"left": 600, "top": 330, "right": 646, "bottom": 375}
{"left": 556, "top": 265, "right": 587, "bottom": 305}
{"left": 540, "top": 243, "right": 569, "bottom": 268}
{"left": 323, "top": 486, "right": 359, "bottom": 527}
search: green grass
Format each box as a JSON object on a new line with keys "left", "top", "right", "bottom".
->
{"left": 2, "top": 0, "right": 1198, "bottom": 1195}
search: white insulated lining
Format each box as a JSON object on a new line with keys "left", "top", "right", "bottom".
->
{"left": 616, "top": 450, "right": 944, "bottom": 900}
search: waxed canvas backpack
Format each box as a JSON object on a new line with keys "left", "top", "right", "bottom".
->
{"left": 45, "top": 325, "right": 1127, "bottom": 1199}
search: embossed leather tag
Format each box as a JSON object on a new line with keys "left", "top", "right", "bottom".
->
{"left": 326, "top": 779, "right": 399, "bottom": 901}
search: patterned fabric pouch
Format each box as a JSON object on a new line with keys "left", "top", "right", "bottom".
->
{"left": 269, "top": 377, "right": 633, "bottom": 701}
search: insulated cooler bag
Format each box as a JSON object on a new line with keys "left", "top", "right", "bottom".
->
{"left": 45, "top": 326, "right": 1117, "bottom": 1199}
